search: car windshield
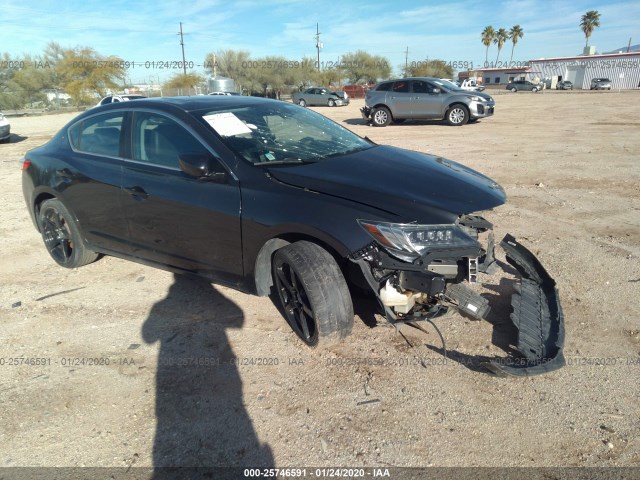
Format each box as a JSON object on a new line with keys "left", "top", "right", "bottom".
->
{"left": 432, "top": 79, "right": 462, "bottom": 91}
{"left": 197, "top": 101, "right": 372, "bottom": 165}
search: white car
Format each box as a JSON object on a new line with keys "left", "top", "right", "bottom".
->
{"left": 0, "top": 113, "right": 10, "bottom": 143}
{"left": 96, "top": 94, "right": 147, "bottom": 107}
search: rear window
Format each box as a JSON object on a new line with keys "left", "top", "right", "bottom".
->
{"left": 392, "top": 81, "right": 409, "bottom": 93}
{"left": 68, "top": 112, "right": 124, "bottom": 157}
{"left": 375, "top": 82, "right": 393, "bottom": 91}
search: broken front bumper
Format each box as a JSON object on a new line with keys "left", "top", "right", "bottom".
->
{"left": 356, "top": 233, "right": 565, "bottom": 376}
{"left": 442, "top": 234, "right": 565, "bottom": 376}
{"left": 486, "top": 235, "right": 565, "bottom": 376}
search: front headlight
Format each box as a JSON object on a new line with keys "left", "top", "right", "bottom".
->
{"left": 358, "top": 220, "right": 480, "bottom": 262}
{"left": 469, "top": 96, "right": 483, "bottom": 102}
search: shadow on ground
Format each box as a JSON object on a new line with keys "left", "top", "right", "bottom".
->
{"left": 142, "top": 274, "right": 274, "bottom": 477}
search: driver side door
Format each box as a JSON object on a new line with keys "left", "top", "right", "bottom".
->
{"left": 121, "top": 111, "right": 243, "bottom": 281}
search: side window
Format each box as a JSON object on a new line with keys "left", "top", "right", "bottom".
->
{"left": 376, "top": 82, "right": 393, "bottom": 91}
{"left": 68, "top": 112, "right": 124, "bottom": 157}
{"left": 392, "top": 81, "right": 409, "bottom": 93}
{"left": 132, "top": 112, "right": 209, "bottom": 168}
{"left": 412, "top": 81, "right": 430, "bottom": 93}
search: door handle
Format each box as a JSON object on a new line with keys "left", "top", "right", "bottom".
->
{"left": 123, "top": 186, "right": 149, "bottom": 199}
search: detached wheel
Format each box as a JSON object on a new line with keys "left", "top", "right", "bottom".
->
{"left": 446, "top": 104, "right": 469, "bottom": 126}
{"left": 38, "top": 198, "right": 98, "bottom": 268}
{"left": 328, "top": 98, "right": 336, "bottom": 107}
{"left": 371, "top": 106, "right": 391, "bottom": 127}
{"left": 298, "top": 99, "right": 307, "bottom": 107}
{"left": 273, "top": 241, "right": 353, "bottom": 347}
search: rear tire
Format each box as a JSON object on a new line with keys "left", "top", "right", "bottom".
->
{"left": 38, "top": 198, "right": 98, "bottom": 268}
{"left": 371, "top": 106, "right": 391, "bottom": 127}
{"left": 510, "top": 87, "right": 517, "bottom": 92}
{"left": 273, "top": 241, "right": 353, "bottom": 347}
{"left": 298, "top": 99, "right": 307, "bottom": 107}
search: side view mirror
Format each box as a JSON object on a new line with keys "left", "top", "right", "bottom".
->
{"left": 179, "top": 153, "right": 227, "bottom": 183}
{"left": 432, "top": 87, "right": 442, "bottom": 94}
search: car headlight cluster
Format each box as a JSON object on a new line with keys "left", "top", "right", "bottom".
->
{"left": 358, "top": 220, "right": 480, "bottom": 262}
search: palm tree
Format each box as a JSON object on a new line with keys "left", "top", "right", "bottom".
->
{"left": 580, "top": 10, "right": 601, "bottom": 47}
{"left": 509, "top": 25, "right": 524, "bottom": 64}
{"left": 481, "top": 26, "right": 496, "bottom": 65}
{"left": 494, "top": 28, "right": 509, "bottom": 64}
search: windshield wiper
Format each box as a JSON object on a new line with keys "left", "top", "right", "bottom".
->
{"left": 254, "top": 158, "right": 315, "bottom": 166}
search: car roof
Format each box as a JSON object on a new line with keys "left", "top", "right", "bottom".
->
{"left": 88, "top": 95, "right": 282, "bottom": 114}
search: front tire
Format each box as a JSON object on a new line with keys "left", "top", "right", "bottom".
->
{"left": 446, "top": 104, "right": 469, "bottom": 126}
{"left": 371, "top": 106, "right": 391, "bottom": 127}
{"left": 273, "top": 241, "right": 353, "bottom": 347}
{"left": 328, "top": 98, "right": 336, "bottom": 107}
{"left": 38, "top": 198, "right": 98, "bottom": 268}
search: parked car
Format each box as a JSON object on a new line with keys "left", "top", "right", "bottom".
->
{"left": 22, "top": 96, "right": 564, "bottom": 376}
{"left": 556, "top": 80, "right": 573, "bottom": 90}
{"left": 506, "top": 80, "right": 541, "bottom": 92}
{"left": 361, "top": 77, "right": 495, "bottom": 127}
{"left": 0, "top": 112, "right": 10, "bottom": 143}
{"left": 208, "top": 91, "right": 241, "bottom": 96}
{"left": 96, "top": 94, "right": 147, "bottom": 106}
{"left": 590, "top": 78, "right": 612, "bottom": 90}
{"left": 292, "top": 88, "right": 349, "bottom": 107}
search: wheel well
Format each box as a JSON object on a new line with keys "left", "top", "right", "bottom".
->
{"left": 447, "top": 102, "right": 469, "bottom": 112}
{"left": 33, "top": 193, "right": 56, "bottom": 230}
{"left": 254, "top": 234, "right": 346, "bottom": 297}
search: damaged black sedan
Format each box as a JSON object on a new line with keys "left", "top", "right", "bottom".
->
{"left": 22, "top": 96, "right": 564, "bottom": 376}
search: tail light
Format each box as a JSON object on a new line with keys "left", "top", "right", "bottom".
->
{"left": 22, "top": 158, "right": 31, "bottom": 171}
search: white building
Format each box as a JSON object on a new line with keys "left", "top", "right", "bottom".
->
{"left": 529, "top": 51, "right": 640, "bottom": 89}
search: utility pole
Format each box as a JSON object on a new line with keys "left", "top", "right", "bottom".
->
{"left": 404, "top": 47, "right": 409, "bottom": 75}
{"left": 178, "top": 22, "right": 187, "bottom": 76}
{"left": 315, "top": 23, "right": 322, "bottom": 70}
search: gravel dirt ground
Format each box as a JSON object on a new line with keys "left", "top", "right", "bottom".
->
{"left": 1, "top": 91, "right": 639, "bottom": 473}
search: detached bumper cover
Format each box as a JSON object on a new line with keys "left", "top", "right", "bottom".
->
{"left": 484, "top": 234, "right": 566, "bottom": 376}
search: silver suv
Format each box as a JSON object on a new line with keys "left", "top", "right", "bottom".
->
{"left": 361, "top": 77, "right": 495, "bottom": 127}
{"left": 590, "top": 78, "right": 612, "bottom": 90}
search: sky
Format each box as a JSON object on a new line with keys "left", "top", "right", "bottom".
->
{"left": 1, "top": 0, "right": 639, "bottom": 84}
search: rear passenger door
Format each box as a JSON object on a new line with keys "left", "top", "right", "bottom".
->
{"left": 64, "top": 111, "right": 130, "bottom": 253}
{"left": 387, "top": 81, "right": 412, "bottom": 117}
{"left": 121, "top": 111, "right": 243, "bottom": 280}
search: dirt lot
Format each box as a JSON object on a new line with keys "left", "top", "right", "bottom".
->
{"left": 1, "top": 91, "right": 639, "bottom": 473}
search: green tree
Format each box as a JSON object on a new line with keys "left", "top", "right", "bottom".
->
{"left": 56, "top": 46, "right": 126, "bottom": 105}
{"left": 493, "top": 28, "right": 509, "bottom": 64}
{"left": 405, "top": 59, "right": 453, "bottom": 79}
{"left": 292, "top": 57, "right": 321, "bottom": 90}
{"left": 580, "top": 10, "right": 601, "bottom": 47}
{"left": 508, "top": 25, "right": 524, "bottom": 63}
{"left": 204, "top": 49, "right": 251, "bottom": 93}
{"left": 163, "top": 72, "right": 205, "bottom": 95}
{"left": 339, "top": 51, "right": 391, "bottom": 84}
{"left": 481, "top": 26, "right": 496, "bottom": 65}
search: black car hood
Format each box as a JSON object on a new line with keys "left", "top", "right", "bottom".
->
{"left": 267, "top": 145, "right": 506, "bottom": 223}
